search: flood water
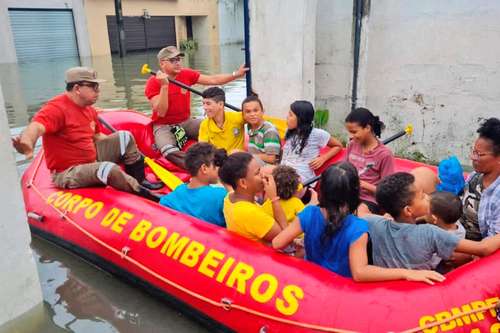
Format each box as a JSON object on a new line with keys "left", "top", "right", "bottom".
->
{"left": 0, "top": 43, "right": 246, "bottom": 333}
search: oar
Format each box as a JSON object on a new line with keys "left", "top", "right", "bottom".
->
{"left": 97, "top": 115, "right": 183, "bottom": 190}
{"left": 302, "top": 124, "right": 414, "bottom": 187}
{"left": 141, "top": 64, "right": 241, "bottom": 111}
{"left": 141, "top": 64, "right": 288, "bottom": 138}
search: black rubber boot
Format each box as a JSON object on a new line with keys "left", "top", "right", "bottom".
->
{"left": 125, "top": 156, "right": 164, "bottom": 190}
{"left": 137, "top": 186, "right": 162, "bottom": 202}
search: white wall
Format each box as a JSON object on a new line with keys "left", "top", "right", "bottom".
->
{"left": 249, "top": 0, "right": 317, "bottom": 118}
{"left": 218, "top": 0, "right": 244, "bottom": 45}
{"left": 315, "top": 0, "right": 354, "bottom": 136}
{"left": 355, "top": 0, "right": 500, "bottom": 163}
{"left": 0, "top": 84, "right": 42, "bottom": 325}
{"left": 0, "top": 0, "right": 91, "bottom": 63}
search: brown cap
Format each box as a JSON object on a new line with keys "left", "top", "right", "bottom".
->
{"left": 157, "top": 46, "right": 184, "bottom": 61}
{"left": 65, "top": 67, "right": 106, "bottom": 84}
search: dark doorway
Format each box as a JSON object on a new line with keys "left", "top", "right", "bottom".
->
{"left": 107, "top": 16, "right": 176, "bottom": 53}
{"left": 186, "top": 16, "right": 193, "bottom": 40}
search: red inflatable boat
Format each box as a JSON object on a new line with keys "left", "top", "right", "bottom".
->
{"left": 21, "top": 111, "right": 499, "bottom": 332}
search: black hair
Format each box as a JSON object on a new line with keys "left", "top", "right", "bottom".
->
{"left": 285, "top": 100, "right": 314, "bottom": 154}
{"left": 375, "top": 172, "right": 415, "bottom": 218}
{"left": 345, "top": 107, "right": 385, "bottom": 138}
{"left": 202, "top": 87, "right": 226, "bottom": 104}
{"left": 218, "top": 152, "right": 253, "bottom": 189}
{"left": 477, "top": 117, "right": 500, "bottom": 156}
{"left": 66, "top": 82, "right": 77, "bottom": 91}
{"left": 185, "top": 142, "right": 227, "bottom": 177}
{"left": 430, "top": 191, "right": 462, "bottom": 224}
{"left": 241, "top": 95, "right": 264, "bottom": 110}
{"left": 319, "top": 162, "right": 360, "bottom": 242}
{"left": 272, "top": 165, "right": 300, "bottom": 200}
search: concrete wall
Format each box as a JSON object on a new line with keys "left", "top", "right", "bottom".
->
{"left": 0, "top": 0, "right": 91, "bottom": 63}
{"left": 357, "top": 0, "right": 500, "bottom": 164}
{"left": 0, "top": 85, "right": 42, "bottom": 325}
{"left": 218, "top": 0, "right": 244, "bottom": 45}
{"left": 84, "top": 0, "right": 220, "bottom": 56}
{"left": 249, "top": 0, "right": 317, "bottom": 118}
{"left": 315, "top": 0, "right": 354, "bottom": 136}
{"left": 248, "top": 0, "right": 500, "bottom": 163}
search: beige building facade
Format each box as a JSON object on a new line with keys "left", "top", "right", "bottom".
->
{"left": 0, "top": 0, "right": 225, "bottom": 63}
{"left": 83, "top": 0, "right": 221, "bottom": 56}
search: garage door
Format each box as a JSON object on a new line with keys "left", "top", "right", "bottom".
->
{"left": 8, "top": 9, "right": 79, "bottom": 62}
{"left": 107, "top": 16, "right": 176, "bottom": 53}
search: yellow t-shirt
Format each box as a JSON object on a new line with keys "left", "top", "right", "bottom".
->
{"left": 262, "top": 196, "right": 305, "bottom": 225}
{"left": 198, "top": 111, "right": 244, "bottom": 152}
{"left": 223, "top": 195, "right": 275, "bottom": 242}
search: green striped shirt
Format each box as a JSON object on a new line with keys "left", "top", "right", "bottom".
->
{"left": 247, "top": 121, "right": 281, "bottom": 157}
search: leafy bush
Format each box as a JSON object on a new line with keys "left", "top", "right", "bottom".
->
{"left": 179, "top": 39, "right": 198, "bottom": 52}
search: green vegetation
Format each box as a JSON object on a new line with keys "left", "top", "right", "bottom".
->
{"left": 314, "top": 108, "right": 329, "bottom": 129}
{"left": 179, "top": 39, "right": 198, "bottom": 53}
{"left": 395, "top": 149, "right": 439, "bottom": 166}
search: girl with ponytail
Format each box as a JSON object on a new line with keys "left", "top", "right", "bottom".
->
{"left": 345, "top": 107, "right": 395, "bottom": 213}
{"left": 272, "top": 162, "right": 445, "bottom": 284}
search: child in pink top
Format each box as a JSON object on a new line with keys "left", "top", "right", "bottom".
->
{"left": 345, "top": 108, "right": 395, "bottom": 213}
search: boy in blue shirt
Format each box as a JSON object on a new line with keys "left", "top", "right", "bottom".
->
{"left": 160, "top": 142, "right": 227, "bottom": 227}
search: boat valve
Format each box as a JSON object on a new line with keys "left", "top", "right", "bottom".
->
{"left": 221, "top": 298, "right": 232, "bottom": 311}
{"left": 27, "top": 211, "right": 44, "bottom": 222}
{"left": 121, "top": 246, "right": 131, "bottom": 259}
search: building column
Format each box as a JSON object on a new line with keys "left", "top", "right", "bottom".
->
{"left": 0, "top": 84, "right": 42, "bottom": 326}
{"left": 249, "top": 0, "right": 317, "bottom": 118}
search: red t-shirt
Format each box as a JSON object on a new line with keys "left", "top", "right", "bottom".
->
{"left": 33, "top": 94, "right": 101, "bottom": 172}
{"left": 144, "top": 68, "right": 200, "bottom": 125}
{"left": 345, "top": 140, "right": 395, "bottom": 203}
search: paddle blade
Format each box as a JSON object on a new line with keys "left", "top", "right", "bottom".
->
{"left": 141, "top": 64, "right": 152, "bottom": 75}
{"left": 144, "top": 157, "right": 183, "bottom": 190}
{"left": 405, "top": 124, "right": 414, "bottom": 135}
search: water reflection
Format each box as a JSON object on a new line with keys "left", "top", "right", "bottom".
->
{"left": 1, "top": 44, "right": 247, "bottom": 129}
{"left": 0, "top": 236, "right": 210, "bottom": 333}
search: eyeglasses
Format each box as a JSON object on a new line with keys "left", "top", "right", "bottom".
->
{"left": 470, "top": 149, "right": 494, "bottom": 159}
{"left": 78, "top": 82, "right": 100, "bottom": 92}
{"left": 167, "top": 57, "right": 182, "bottom": 64}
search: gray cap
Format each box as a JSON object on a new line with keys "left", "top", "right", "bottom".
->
{"left": 65, "top": 67, "right": 106, "bottom": 84}
{"left": 157, "top": 46, "right": 185, "bottom": 61}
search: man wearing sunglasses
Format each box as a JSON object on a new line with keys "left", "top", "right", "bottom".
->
{"left": 145, "top": 45, "right": 249, "bottom": 168}
{"left": 12, "top": 67, "right": 161, "bottom": 200}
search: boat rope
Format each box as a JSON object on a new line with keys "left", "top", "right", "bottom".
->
{"left": 26, "top": 152, "right": 499, "bottom": 333}
{"left": 26, "top": 152, "right": 355, "bottom": 333}
{"left": 399, "top": 300, "right": 499, "bottom": 333}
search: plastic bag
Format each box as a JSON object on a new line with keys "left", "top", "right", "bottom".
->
{"left": 437, "top": 156, "right": 465, "bottom": 195}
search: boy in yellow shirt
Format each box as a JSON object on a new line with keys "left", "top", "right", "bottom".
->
{"left": 198, "top": 87, "right": 244, "bottom": 152}
{"left": 218, "top": 152, "right": 288, "bottom": 243}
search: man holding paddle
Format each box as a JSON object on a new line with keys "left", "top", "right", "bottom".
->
{"left": 12, "top": 67, "right": 160, "bottom": 200}
{"left": 144, "top": 46, "right": 249, "bottom": 168}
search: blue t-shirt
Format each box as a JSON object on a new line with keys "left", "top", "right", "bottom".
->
{"left": 159, "top": 184, "right": 227, "bottom": 227}
{"left": 298, "top": 206, "right": 369, "bottom": 277}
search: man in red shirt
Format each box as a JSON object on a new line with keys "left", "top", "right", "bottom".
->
{"left": 144, "top": 46, "right": 248, "bottom": 167}
{"left": 13, "top": 67, "right": 160, "bottom": 199}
